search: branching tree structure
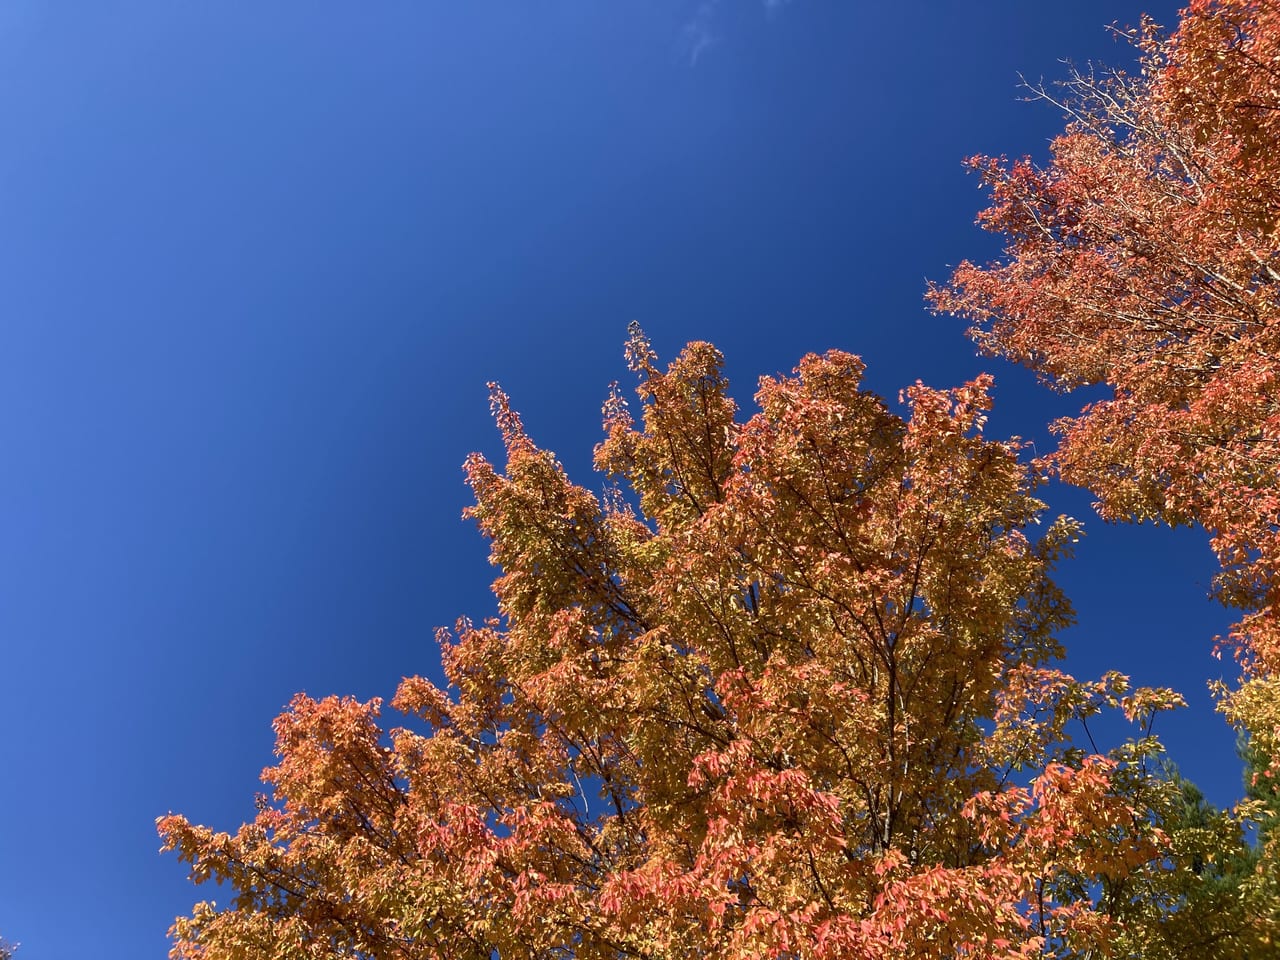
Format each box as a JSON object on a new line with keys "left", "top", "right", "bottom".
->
{"left": 161, "top": 333, "right": 1219, "bottom": 959}
{"left": 159, "top": 3, "right": 1280, "bottom": 955}
{"left": 931, "top": 0, "right": 1280, "bottom": 941}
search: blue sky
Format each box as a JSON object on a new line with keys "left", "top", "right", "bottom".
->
{"left": 0, "top": 1, "right": 1235, "bottom": 956}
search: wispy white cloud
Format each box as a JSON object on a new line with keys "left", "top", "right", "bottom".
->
{"left": 679, "top": 0, "right": 720, "bottom": 67}
{"left": 678, "top": 0, "right": 799, "bottom": 66}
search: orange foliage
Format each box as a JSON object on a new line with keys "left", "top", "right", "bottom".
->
{"left": 161, "top": 331, "right": 1186, "bottom": 959}
{"left": 930, "top": 0, "right": 1280, "bottom": 674}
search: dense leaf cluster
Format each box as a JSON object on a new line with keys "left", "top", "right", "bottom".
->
{"left": 163, "top": 2, "right": 1280, "bottom": 956}
{"left": 162, "top": 332, "right": 1243, "bottom": 958}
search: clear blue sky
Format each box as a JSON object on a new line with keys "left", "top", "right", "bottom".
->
{"left": 0, "top": 2, "right": 1232, "bottom": 956}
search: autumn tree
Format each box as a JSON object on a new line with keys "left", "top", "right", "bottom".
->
{"left": 929, "top": 0, "right": 1280, "bottom": 670}
{"left": 160, "top": 331, "right": 1208, "bottom": 959}
{"left": 929, "top": 0, "right": 1280, "bottom": 943}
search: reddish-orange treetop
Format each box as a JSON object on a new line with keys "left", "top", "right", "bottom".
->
{"left": 161, "top": 332, "right": 1222, "bottom": 959}
{"left": 931, "top": 0, "right": 1280, "bottom": 675}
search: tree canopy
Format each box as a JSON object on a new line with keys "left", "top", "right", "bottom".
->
{"left": 930, "top": 0, "right": 1280, "bottom": 672}
{"left": 160, "top": 331, "right": 1255, "bottom": 958}
{"left": 162, "top": 1, "right": 1280, "bottom": 956}
{"left": 931, "top": 1, "right": 1280, "bottom": 930}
